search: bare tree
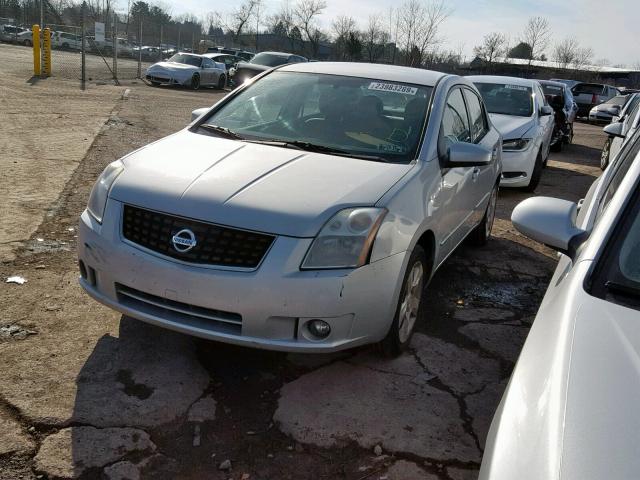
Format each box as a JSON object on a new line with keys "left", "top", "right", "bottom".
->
{"left": 521, "top": 16, "right": 551, "bottom": 64}
{"left": 363, "top": 14, "right": 389, "bottom": 63}
{"left": 572, "top": 46, "right": 593, "bottom": 70}
{"left": 294, "top": 0, "right": 327, "bottom": 57}
{"left": 398, "top": 0, "right": 449, "bottom": 67}
{"left": 553, "top": 37, "right": 579, "bottom": 69}
{"left": 219, "top": 0, "right": 259, "bottom": 40}
{"left": 331, "top": 15, "right": 358, "bottom": 60}
{"left": 473, "top": 32, "right": 506, "bottom": 70}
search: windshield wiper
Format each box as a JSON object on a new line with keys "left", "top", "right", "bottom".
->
{"left": 605, "top": 280, "right": 640, "bottom": 298}
{"left": 198, "top": 124, "right": 244, "bottom": 140}
{"left": 242, "top": 139, "right": 391, "bottom": 162}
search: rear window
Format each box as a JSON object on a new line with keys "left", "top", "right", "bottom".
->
{"left": 573, "top": 84, "right": 605, "bottom": 95}
{"left": 541, "top": 84, "right": 563, "bottom": 96}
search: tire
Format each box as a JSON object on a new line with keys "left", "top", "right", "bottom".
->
{"left": 470, "top": 182, "right": 498, "bottom": 246}
{"left": 550, "top": 138, "right": 562, "bottom": 152}
{"left": 150, "top": 81, "right": 160, "bottom": 87}
{"left": 217, "top": 75, "right": 226, "bottom": 90}
{"left": 379, "top": 245, "right": 428, "bottom": 357}
{"left": 524, "top": 149, "right": 544, "bottom": 192}
{"left": 24, "top": 39, "right": 32, "bottom": 47}
{"left": 565, "top": 124, "right": 574, "bottom": 145}
{"left": 191, "top": 74, "right": 200, "bottom": 90}
{"left": 600, "top": 137, "right": 612, "bottom": 171}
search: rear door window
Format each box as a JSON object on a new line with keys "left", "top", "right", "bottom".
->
{"left": 463, "top": 89, "right": 488, "bottom": 143}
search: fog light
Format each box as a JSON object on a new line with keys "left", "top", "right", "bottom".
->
{"left": 306, "top": 319, "right": 331, "bottom": 339}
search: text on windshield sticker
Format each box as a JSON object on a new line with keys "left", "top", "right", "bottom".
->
{"left": 504, "top": 84, "right": 528, "bottom": 91}
{"left": 368, "top": 82, "right": 417, "bottom": 95}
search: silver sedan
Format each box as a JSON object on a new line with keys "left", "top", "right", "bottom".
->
{"left": 145, "top": 52, "right": 227, "bottom": 90}
{"left": 78, "top": 62, "right": 502, "bottom": 354}
{"left": 480, "top": 125, "right": 640, "bottom": 479}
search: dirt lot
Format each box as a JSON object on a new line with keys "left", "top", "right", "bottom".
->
{"left": 0, "top": 49, "right": 606, "bottom": 480}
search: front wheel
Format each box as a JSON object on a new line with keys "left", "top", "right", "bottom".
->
{"left": 470, "top": 183, "right": 498, "bottom": 246}
{"left": 380, "top": 245, "right": 427, "bottom": 357}
{"left": 600, "top": 137, "right": 612, "bottom": 171}
{"left": 217, "top": 75, "right": 226, "bottom": 90}
{"left": 524, "top": 150, "right": 544, "bottom": 192}
{"left": 24, "top": 39, "right": 32, "bottom": 47}
{"left": 191, "top": 74, "right": 200, "bottom": 90}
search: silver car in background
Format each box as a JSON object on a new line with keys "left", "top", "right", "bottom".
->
{"left": 145, "top": 52, "right": 227, "bottom": 90}
{"left": 468, "top": 75, "right": 554, "bottom": 191}
{"left": 480, "top": 127, "right": 640, "bottom": 480}
{"left": 78, "top": 62, "right": 501, "bottom": 355}
{"left": 600, "top": 93, "right": 640, "bottom": 170}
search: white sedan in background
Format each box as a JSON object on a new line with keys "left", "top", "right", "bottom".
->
{"left": 480, "top": 126, "right": 640, "bottom": 480}
{"left": 145, "top": 52, "right": 227, "bottom": 90}
{"left": 468, "top": 75, "right": 555, "bottom": 191}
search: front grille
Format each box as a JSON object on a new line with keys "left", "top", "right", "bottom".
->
{"left": 116, "top": 283, "right": 242, "bottom": 335}
{"left": 122, "top": 205, "right": 275, "bottom": 268}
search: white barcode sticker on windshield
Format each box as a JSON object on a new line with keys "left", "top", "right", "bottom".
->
{"left": 368, "top": 82, "right": 417, "bottom": 95}
{"left": 504, "top": 84, "right": 528, "bottom": 91}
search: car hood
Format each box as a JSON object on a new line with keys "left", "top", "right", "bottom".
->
{"left": 488, "top": 113, "right": 536, "bottom": 140}
{"left": 147, "top": 61, "right": 197, "bottom": 72}
{"left": 235, "top": 62, "right": 271, "bottom": 73}
{"left": 558, "top": 296, "right": 640, "bottom": 480}
{"left": 109, "top": 130, "right": 413, "bottom": 237}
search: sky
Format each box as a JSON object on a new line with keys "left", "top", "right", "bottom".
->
{"left": 122, "top": 0, "right": 639, "bottom": 66}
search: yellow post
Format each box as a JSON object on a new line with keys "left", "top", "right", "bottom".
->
{"left": 43, "top": 28, "right": 51, "bottom": 76}
{"left": 32, "top": 25, "right": 41, "bottom": 76}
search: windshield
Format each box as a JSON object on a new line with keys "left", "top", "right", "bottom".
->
{"left": 200, "top": 71, "right": 433, "bottom": 163}
{"left": 168, "top": 54, "right": 201, "bottom": 67}
{"left": 249, "top": 53, "right": 290, "bottom": 67}
{"left": 474, "top": 82, "right": 533, "bottom": 117}
{"left": 604, "top": 95, "right": 628, "bottom": 107}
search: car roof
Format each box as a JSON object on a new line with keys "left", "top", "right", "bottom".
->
{"left": 538, "top": 80, "right": 566, "bottom": 89}
{"left": 279, "top": 62, "right": 447, "bottom": 86}
{"left": 466, "top": 75, "right": 536, "bottom": 87}
{"left": 256, "top": 51, "right": 299, "bottom": 57}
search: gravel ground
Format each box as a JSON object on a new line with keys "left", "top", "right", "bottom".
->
{"left": 0, "top": 45, "right": 607, "bottom": 479}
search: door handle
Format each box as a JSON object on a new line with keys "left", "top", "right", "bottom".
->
{"left": 472, "top": 167, "right": 480, "bottom": 180}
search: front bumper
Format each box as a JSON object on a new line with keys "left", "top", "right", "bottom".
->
{"left": 499, "top": 147, "right": 537, "bottom": 188}
{"left": 145, "top": 71, "right": 190, "bottom": 86}
{"left": 77, "top": 201, "right": 407, "bottom": 352}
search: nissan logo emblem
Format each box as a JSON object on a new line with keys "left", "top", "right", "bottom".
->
{"left": 171, "top": 229, "right": 197, "bottom": 253}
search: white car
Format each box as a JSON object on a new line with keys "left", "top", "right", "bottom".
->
{"left": 468, "top": 75, "right": 555, "bottom": 191}
{"left": 480, "top": 125, "right": 640, "bottom": 480}
{"left": 78, "top": 62, "right": 502, "bottom": 354}
{"left": 52, "top": 31, "right": 82, "bottom": 50}
{"left": 145, "top": 52, "right": 227, "bottom": 90}
{"left": 16, "top": 29, "right": 33, "bottom": 46}
{"left": 600, "top": 93, "right": 640, "bottom": 170}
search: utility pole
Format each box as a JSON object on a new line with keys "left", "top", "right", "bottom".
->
{"left": 255, "top": 2, "right": 259, "bottom": 51}
{"left": 40, "top": 0, "right": 44, "bottom": 27}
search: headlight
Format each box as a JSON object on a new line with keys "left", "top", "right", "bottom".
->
{"left": 301, "top": 208, "right": 387, "bottom": 269}
{"left": 502, "top": 138, "right": 531, "bottom": 151}
{"left": 87, "top": 160, "right": 124, "bottom": 223}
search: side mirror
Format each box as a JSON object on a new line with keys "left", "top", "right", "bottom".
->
{"left": 191, "top": 107, "right": 209, "bottom": 122}
{"left": 603, "top": 122, "right": 624, "bottom": 138}
{"left": 512, "top": 197, "right": 587, "bottom": 257}
{"left": 443, "top": 142, "right": 492, "bottom": 168}
{"left": 540, "top": 105, "right": 554, "bottom": 116}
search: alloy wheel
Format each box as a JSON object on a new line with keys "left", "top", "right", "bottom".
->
{"left": 397, "top": 261, "right": 424, "bottom": 343}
